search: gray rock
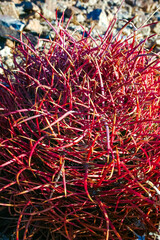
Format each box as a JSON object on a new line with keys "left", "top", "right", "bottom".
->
{"left": 40, "top": 1, "right": 56, "bottom": 20}
{"left": 136, "top": 0, "right": 155, "bottom": 11}
{"left": 98, "top": 9, "right": 111, "bottom": 30}
{"left": 15, "top": 5, "right": 25, "bottom": 16}
{"left": 125, "top": 0, "right": 136, "bottom": 6}
{"left": 64, "top": 7, "right": 73, "bottom": 18}
{"left": 0, "top": 15, "right": 25, "bottom": 31}
{"left": 138, "top": 26, "right": 151, "bottom": 37}
{"left": 88, "top": 0, "right": 98, "bottom": 4}
{"left": 25, "top": 19, "right": 43, "bottom": 34}
{"left": 45, "top": 0, "right": 57, "bottom": 13}
{"left": 16, "top": 1, "right": 40, "bottom": 13}
{"left": 152, "top": 22, "right": 160, "bottom": 35}
{"left": 0, "top": 1, "right": 19, "bottom": 19}
{"left": 0, "top": 46, "right": 12, "bottom": 58}
{"left": 22, "top": 1, "right": 33, "bottom": 12}
{"left": 15, "top": 1, "right": 41, "bottom": 20}
{"left": 115, "top": 20, "right": 132, "bottom": 37}
{"left": 154, "top": 12, "right": 160, "bottom": 21}
{"left": 76, "top": 13, "right": 85, "bottom": 23}
{"left": 86, "top": 7, "right": 113, "bottom": 33}
{"left": 117, "top": 5, "right": 132, "bottom": 19}
{"left": 156, "top": 38, "right": 160, "bottom": 46}
{"left": 0, "top": 23, "right": 38, "bottom": 46}
{"left": 87, "top": 9, "right": 102, "bottom": 21}
{"left": 64, "top": 6, "right": 82, "bottom": 19}
{"left": 75, "top": 1, "right": 86, "bottom": 11}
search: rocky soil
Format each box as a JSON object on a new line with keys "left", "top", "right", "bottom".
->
{"left": 0, "top": 0, "right": 160, "bottom": 239}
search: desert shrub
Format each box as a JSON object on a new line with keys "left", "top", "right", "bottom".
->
{"left": 0, "top": 16, "right": 160, "bottom": 240}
